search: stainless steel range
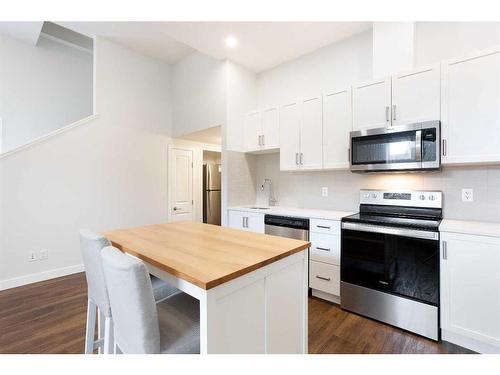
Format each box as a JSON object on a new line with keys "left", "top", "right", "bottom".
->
{"left": 340, "top": 189, "right": 442, "bottom": 340}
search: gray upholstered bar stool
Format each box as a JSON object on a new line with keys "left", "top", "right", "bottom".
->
{"left": 101, "top": 246, "right": 200, "bottom": 354}
{"left": 79, "top": 229, "right": 179, "bottom": 354}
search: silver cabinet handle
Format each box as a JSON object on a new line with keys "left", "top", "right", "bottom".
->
{"left": 385, "top": 106, "right": 390, "bottom": 122}
{"left": 392, "top": 104, "right": 397, "bottom": 121}
{"left": 442, "top": 240, "right": 447, "bottom": 260}
{"left": 348, "top": 148, "right": 351, "bottom": 162}
{"left": 300, "top": 153, "right": 303, "bottom": 165}
{"left": 295, "top": 152, "right": 299, "bottom": 165}
{"left": 262, "top": 135, "right": 265, "bottom": 146}
{"left": 315, "top": 275, "right": 331, "bottom": 281}
{"left": 316, "top": 247, "right": 331, "bottom": 252}
{"left": 316, "top": 225, "right": 331, "bottom": 229}
{"left": 442, "top": 139, "right": 447, "bottom": 156}
{"left": 245, "top": 217, "right": 249, "bottom": 228}
{"left": 242, "top": 217, "right": 245, "bottom": 228}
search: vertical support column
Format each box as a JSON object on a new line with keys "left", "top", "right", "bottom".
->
{"left": 199, "top": 289, "right": 217, "bottom": 354}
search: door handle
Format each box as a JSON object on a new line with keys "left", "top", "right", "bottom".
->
{"left": 300, "top": 153, "right": 303, "bottom": 165}
{"left": 173, "top": 207, "right": 179, "bottom": 211}
{"left": 442, "top": 139, "right": 447, "bottom": 156}
{"left": 385, "top": 106, "right": 390, "bottom": 123}
{"left": 295, "top": 152, "right": 299, "bottom": 165}
{"left": 262, "top": 135, "right": 265, "bottom": 146}
{"left": 442, "top": 241, "right": 447, "bottom": 260}
{"left": 316, "top": 247, "right": 331, "bottom": 252}
{"left": 348, "top": 148, "right": 351, "bottom": 162}
{"left": 392, "top": 104, "right": 397, "bottom": 121}
{"left": 315, "top": 275, "right": 331, "bottom": 281}
{"left": 258, "top": 135, "right": 262, "bottom": 146}
{"left": 316, "top": 225, "right": 331, "bottom": 229}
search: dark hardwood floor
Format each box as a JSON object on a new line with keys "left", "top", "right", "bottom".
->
{"left": 0, "top": 272, "right": 473, "bottom": 354}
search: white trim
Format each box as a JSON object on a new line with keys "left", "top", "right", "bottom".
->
{"left": 39, "top": 32, "right": 93, "bottom": 55}
{"left": 0, "top": 263, "right": 84, "bottom": 291}
{"left": 0, "top": 114, "right": 99, "bottom": 160}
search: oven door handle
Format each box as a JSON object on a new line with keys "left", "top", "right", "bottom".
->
{"left": 341, "top": 222, "right": 439, "bottom": 241}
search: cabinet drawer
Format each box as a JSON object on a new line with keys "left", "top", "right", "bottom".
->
{"left": 309, "top": 261, "right": 340, "bottom": 296}
{"left": 310, "top": 218, "right": 340, "bottom": 235}
{"left": 309, "top": 232, "right": 340, "bottom": 265}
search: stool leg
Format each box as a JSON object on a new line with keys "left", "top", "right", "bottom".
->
{"left": 103, "top": 316, "right": 114, "bottom": 354}
{"left": 84, "top": 299, "right": 97, "bottom": 354}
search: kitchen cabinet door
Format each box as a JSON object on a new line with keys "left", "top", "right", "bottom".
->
{"left": 261, "top": 106, "right": 279, "bottom": 150}
{"left": 227, "top": 210, "right": 264, "bottom": 233}
{"left": 279, "top": 100, "right": 301, "bottom": 171}
{"left": 391, "top": 64, "right": 441, "bottom": 126}
{"left": 352, "top": 77, "right": 392, "bottom": 130}
{"left": 300, "top": 95, "right": 323, "bottom": 170}
{"left": 228, "top": 210, "right": 246, "bottom": 230}
{"left": 246, "top": 212, "right": 265, "bottom": 233}
{"left": 440, "top": 232, "right": 500, "bottom": 353}
{"left": 441, "top": 47, "right": 500, "bottom": 165}
{"left": 323, "top": 88, "right": 352, "bottom": 169}
{"left": 244, "top": 110, "right": 262, "bottom": 152}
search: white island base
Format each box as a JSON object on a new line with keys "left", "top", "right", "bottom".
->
{"left": 146, "top": 250, "right": 309, "bottom": 354}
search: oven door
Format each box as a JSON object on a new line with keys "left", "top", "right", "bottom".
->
{"left": 341, "top": 222, "right": 439, "bottom": 306}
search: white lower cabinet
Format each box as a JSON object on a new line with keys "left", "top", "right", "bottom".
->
{"left": 440, "top": 232, "right": 500, "bottom": 353}
{"left": 227, "top": 210, "right": 265, "bottom": 234}
{"left": 309, "top": 261, "right": 340, "bottom": 297}
{"left": 308, "top": 219, "right": 341, "bottom": 303}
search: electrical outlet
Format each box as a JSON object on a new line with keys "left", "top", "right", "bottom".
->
{"left": 28, "top": 251, "right": 37, "bottom": 262}
{"left": 462, "top": 188, "right": 474, "bottom": 202}
{"left": 322, "top": 187, "right": 329, "bottom": 197}
{"left": 40, "top": 249, "right": 49, "bottom": 260}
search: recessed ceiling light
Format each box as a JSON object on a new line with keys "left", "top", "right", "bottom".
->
{"left": 225, "top": 35, "right": 238, "bottom": 48}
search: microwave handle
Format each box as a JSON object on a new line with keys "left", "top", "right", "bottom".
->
{"left": 415, "top": 130, "right": 422, "bottom": 162}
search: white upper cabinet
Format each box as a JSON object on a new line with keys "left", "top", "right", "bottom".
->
{"left": 244, "top": 107, "right": 280, "bottom": 153}
{"left": 244, "top": 110, "right": 262, "bottom": 152}
{"left": 300, "top": 95, "right": 323, "bottom": 170}
{"left": 279, "top": 100, "right": 302, "bottom": 171}
{"left": 322, "top": 88, "right": 352, "bottom": 169}
{"left": 261, "top": 106, "right": 280, "bottom": 149}
{"left": 441, "top": 47, "right": 500, "bottom": 165}
{"left": 352, "top": 77, "right": 392, "bottom": 130}
{"left": 391, "top": 64, "right": 441, "bottom": 126}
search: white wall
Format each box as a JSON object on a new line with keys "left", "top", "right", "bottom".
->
{"left": 0, "top": 33, "right": 93, "bottom": 153}
{"left": 256, "top": 29, "right": 373, "bottom": 107}
{"left": 171, "top": 51, "right": 226, "bottom": 138}
{"left": 0, "top": 37, "right": 173, "bottom": 289}
{"left": 247, "top": 22, "right": 500, "bottom": 223}
{"left": 415, "top": 22, "right": 500, "bottom": 66}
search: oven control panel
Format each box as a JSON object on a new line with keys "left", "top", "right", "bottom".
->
{"left": 360, "top": 190, "right": 442, "bottom": 208}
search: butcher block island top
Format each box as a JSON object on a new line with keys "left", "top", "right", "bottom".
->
{"left": 103, "top": 221, "right": 310, "bottom": 290}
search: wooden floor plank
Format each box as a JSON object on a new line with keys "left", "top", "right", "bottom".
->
{"left": 0, "top": 273, "right": 474, "bottom": 354}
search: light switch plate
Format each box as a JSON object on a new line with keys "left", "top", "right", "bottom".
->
{"left": 462, "top": 188, "right": 474, "bottom": 202}
{"left": 322, "top": 187, "right": 328, "bottom": 197}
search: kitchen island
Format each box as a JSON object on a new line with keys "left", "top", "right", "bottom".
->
{"left": 103, "top": 221, "right": 310, "bottom": 354}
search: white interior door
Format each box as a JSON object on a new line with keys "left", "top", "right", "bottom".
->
{"left": 168, "top": 146, "right": 194, "bottom": 222}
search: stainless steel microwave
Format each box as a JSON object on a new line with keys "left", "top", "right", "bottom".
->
{"left": 349, "top": 121, "right": 441, "bottom": 172}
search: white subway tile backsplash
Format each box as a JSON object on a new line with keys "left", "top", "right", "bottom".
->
{"left": 251, "top": 153, "right": 500, "bottom": 222}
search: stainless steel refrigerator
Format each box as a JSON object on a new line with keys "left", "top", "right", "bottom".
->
{"left": 203, "top": 163, "right": 221, "bottom": 225}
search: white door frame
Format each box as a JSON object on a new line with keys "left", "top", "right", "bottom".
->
{"left": 167, "top": 144, "right": 195, "bottom": 222}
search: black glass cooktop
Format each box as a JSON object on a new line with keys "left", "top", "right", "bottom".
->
{"left": 342, "top": 213, "right": 441, "bottom": 231}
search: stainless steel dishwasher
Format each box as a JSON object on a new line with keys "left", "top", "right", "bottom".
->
{"left": 264, "top": 215, "right": 309, "bottom": 241}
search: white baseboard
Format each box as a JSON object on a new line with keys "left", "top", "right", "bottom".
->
{"left": 0, "top": 264, "right": 84, "bottom": 291}
{"left": 311, "top": 289, "right": 341, "bottom": 304}
{"left": 442, "top": 329, "right": 500, "bottom": 354}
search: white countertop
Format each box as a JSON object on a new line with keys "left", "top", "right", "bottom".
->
{"left": 228, "top": 205, "right": 354, "bottom": 221}
{"left": 440, "top": 219, "right": 500, "bottom": 238}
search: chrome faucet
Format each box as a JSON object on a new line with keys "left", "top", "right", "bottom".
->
{"left": 261, "top": 178, "right": 278, "bottom": 207}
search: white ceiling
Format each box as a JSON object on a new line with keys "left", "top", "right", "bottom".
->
{"left": 57, "top": 22, "right": 194, "bottom": 63}
{"left": 156, "top": 22, "right": 373, "bottom": 72}
{"left": 58, "top": 21, "right": 372, "bottom": 72}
